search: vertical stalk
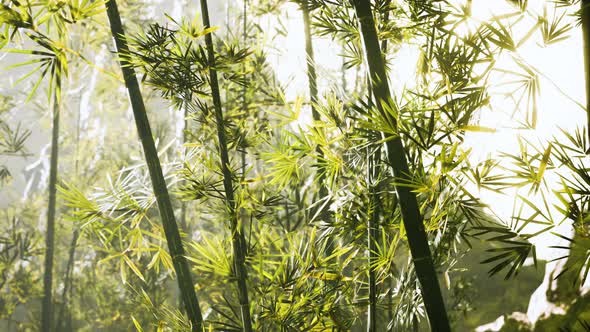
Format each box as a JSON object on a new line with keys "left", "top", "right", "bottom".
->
{"left": 241, "top": 0, "right": 247, "bottom": 181}
{"left": 41, "top": 84, "right": 60, "bottom": 332}
{"left": 180, "top": 110, "right": 188, "bottom": 232}
{"left": 104, "top": 1, "right": 204, "bottom": 331}
{"left": 302, "top": 1, "right": 319, "bottom": 123}
{"left": 302, "top": 0, "right": 328, "bottom": 203}
{"left": 380, "top": 0, "right": 391, "bottom": 52}
{"left": 198, "top": 1, "right": 253, "bottom": 331}
{"left": 367, "top": 153, "right": 379, "bottom": 332}
{"left": 56, "top": 229, "right": 78, "bottom": 332}
{"left": 582, "top": 0, "right": 590, "bottom": 146}
{"left": 379, "top": 5, "right": 391, "bottom": 330}
{"left": 57, "top": 87, "right": 84, "bottom": 332}
{"left": 341, "top": 47, "right": 347, "bottom": 93}
{"left": 239, "top": 0, "right": 249, "bottom": 231}
{"left": 351, "top": 1, "right": 450, "bottom": 331}
{"left": 301, "top": 3, "right": 321, "bottom": 173}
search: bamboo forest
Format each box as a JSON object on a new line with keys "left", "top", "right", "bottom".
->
{"left": 4, "top": 0, "right": 590, "bottom": 331}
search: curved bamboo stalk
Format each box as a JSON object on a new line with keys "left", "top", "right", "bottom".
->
{"left": 198, "top": 1, "right": 253, "bottom": 331}
{"left": 350, "top": 1, "right": 450, "bottom": 330}
{"left": 103, "top": 1, "right": 204, "bottom": 330}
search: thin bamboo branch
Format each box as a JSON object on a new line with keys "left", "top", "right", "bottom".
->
{"left": 103, "top": 1, "right": 204, "bottom": 331}
{"left": 351, "top": 1, "right": 450, "bottom": 330}
{"left": 198, "top": 1, "right": 253, "bottom": 331}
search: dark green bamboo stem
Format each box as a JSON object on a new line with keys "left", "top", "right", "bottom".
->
{"left": 351, "top": 1, "right": 450, "bottom": 331}
{"left": 199, "top": 1, "right": 253, "bottom": 331}
{"left": 379, "top": 8, "right": 395, "bottom": 329}
{"left": 367, "top": 4, "right": 392, "bottom": 329}
{"left": 104, "top": 2, "right": 203, "bottom": 330}
{"left": 41, "top": 85, "right": 60, "bottom": 332}
{"left": 582, "top": 0, "right": 590, "bottom": 146}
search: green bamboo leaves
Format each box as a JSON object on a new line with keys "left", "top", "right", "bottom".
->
{"left": 103, "top": 1, "right": 204, "bottom": 331}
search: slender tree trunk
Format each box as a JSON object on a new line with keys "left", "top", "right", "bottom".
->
{"left": 367, "top": 154, "right": 379, "bottom": 332}
{"left": 180, "top": 104, "right": 189, "bottom": 233}
{"left": 351, "top": 1, "right": 450, "bottom": 331}
{"left": 582, "top": 0, "right": 590, "bottom": 146}
{"left": 41, "top": 85, "right": 60, "bottom": 332}
{"left": 57, "top": 87, "right": 84, "bottom": 332}
{"left": 367, "top": 4, "right": 393, "bottom": 330}
{"left": 241, "top": 0, "right": 247, "bottom": 181}
{"left": 56, "top": 229, "right": 78, "bottom": 332}
{"left": 301, "top": 1, "right": 329, "bottom": 214}
{"left": 104, "top": 2, "right": 204, "bottom": 331}
{"left": 341, "top": 43, "right": 347, "bottom": 93}
{"left": 198, "top": 1, "right": 253, "bottom": 331}
{"left": 239, "top": 0, "right": 249, "bottom": 231}
{"left": 380, "top": 0, "right": 391, "bottom": 52}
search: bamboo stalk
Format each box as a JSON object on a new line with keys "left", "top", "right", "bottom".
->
{"left": 582, "top": 0, "right": 590, "bottom": 147}
{"left": 380, "top": 5, "right": 397, "bottom": 331}
{"left": 351, "top": 1, "right": 450, "bottom": 330}
{"left": 301, "top": 1, "right": 334, "bottom": 266}
{"left": 198, "top": 1, "right": 253, "bottom": 331}
{"left": 56, "top": 229, "right": 78, "bottom": 332}
{"left": 57, "top": 86, "right": 84, "bottom": 332}
{"left": 241, "top": 0, "right": 248, "bottom": 184}
{"left": 302, "top": 1, "right": 329, "bottom": 211}
{"left": 239, "top": 0, "right": 249, "bottom": 234}
{"left": 367, "top": 155, "right": 379, "bottom": 332}
{"left": 41, "top": 84, "right": 60, "bottom": 332}
{"left": 103, "top": 1, "right": 204, "bottom": 330}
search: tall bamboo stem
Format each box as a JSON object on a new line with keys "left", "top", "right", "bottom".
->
{"left": 367, "top": 153, "right": 379, "bottom": 332}
{"left": 351, "top": 1, "right": 450, "bottom": 330}
{"left": 198, "top": 1, "right": 253, "bottom": 331}
{"left": 104, "top": 1, "right": 204, "bottom": 330}
{"left": 302, "top": 1, "right": 329, "bottom": 212}
{"left": 582, "top": 0, "right": 590, "bottom": 146}
{"left": 41, "top": 83, "right": 60, "bottom": 332}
